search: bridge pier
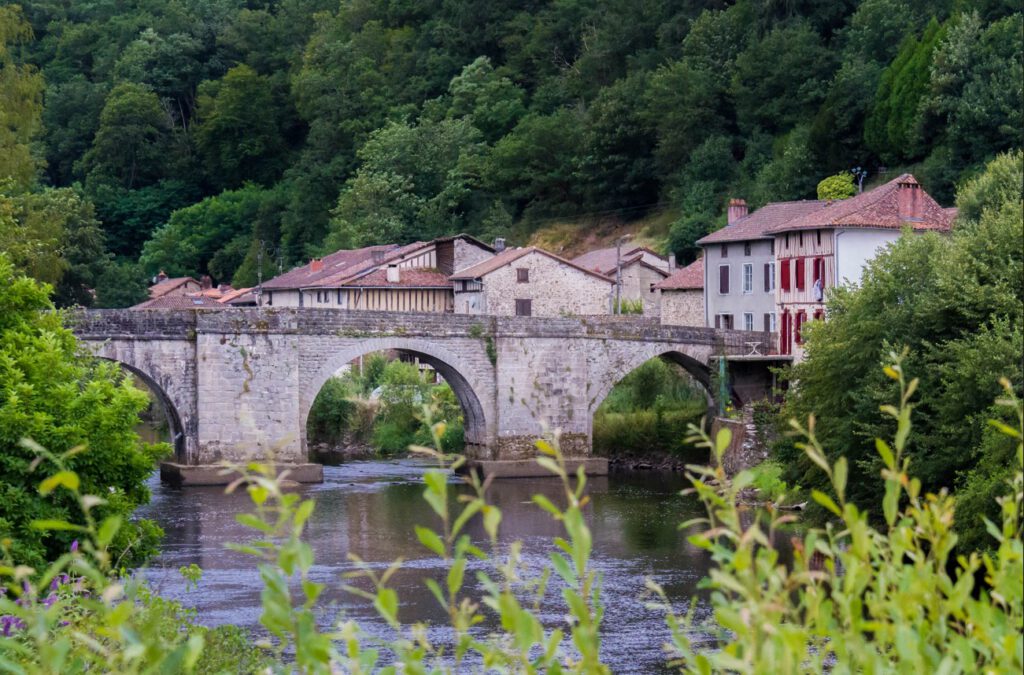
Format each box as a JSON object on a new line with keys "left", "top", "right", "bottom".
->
{"left": 70, "top": 309, "right": 775, "bottom": 486}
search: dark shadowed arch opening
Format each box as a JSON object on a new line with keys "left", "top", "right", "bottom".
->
{"left": 302, "top": 341, "right": 491, "bottom": 459}
{"left": 103, "top": 359, "right": 186, "bottom": 463}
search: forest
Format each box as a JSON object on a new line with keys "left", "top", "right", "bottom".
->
{"left": 0, "top": 0, "right": 1021, "bottom": 306}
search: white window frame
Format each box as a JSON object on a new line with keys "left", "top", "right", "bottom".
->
{"left": 742, "top": 263, "right": 753, "bottom": 294}
{"left": 767, "top": 261, "right": 776, "bottom": 292}
{"left": 743, "top": 312, "right": 754, "bottom": 332}
{"left": 770, "top": 312, "right": 777, "bottom": 332}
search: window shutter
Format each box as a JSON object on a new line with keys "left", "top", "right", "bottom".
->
{"left": 719, "top": 265, "right": 729, "bottom": 294}
{"left": 781, "top": 259, "right": 790, "bottom": 291}
{"left": 763, "top": 263, "right": 770, "bottom": 291}
{"left": 795, "top": 258, "right": 805, "bottom": 290}
{"left": 714, "top": 314, "right": 721, "bottom": 329}
{"left": 763, "top": 313, "right": 771, "bottom": 332}
{"left": 795, "top": 311, "right": 806, "bottom": 344}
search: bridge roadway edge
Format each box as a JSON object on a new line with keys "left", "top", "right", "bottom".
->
{"left": 69, "top": 309, "right": 772, "bottom": 485}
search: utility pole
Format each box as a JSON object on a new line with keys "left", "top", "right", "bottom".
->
{"left": 614, "top": 233, "right": 632, "bottom": 314}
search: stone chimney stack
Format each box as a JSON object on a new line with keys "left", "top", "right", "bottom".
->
{"left": 310, "top": 258, "right": 324, "bottom": 272}
{"left": 668, "top": 253, "right": 677, "bottom": 271}
{"left": 727, "top": 198, "right": 749, "bottom": 225}
{"left": 156, "top": 270, "right": 168, "bottom": 283}
{"left": 897, "top": 176, "right": 923, "bottom": 222}
{"left": 493, "top": 237, "right": 506, "bottom": 253}
{"left": 200, "top": 274, "right": 212, "bottom": 290}
{"left": 386, "top": 264, "right": 400, "bottom": 283}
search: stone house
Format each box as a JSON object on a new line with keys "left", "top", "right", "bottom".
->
{"left": 768, "top": 174, "right": 954, "bottom": 358}
{"left": 654, "top": 257, "right": 704, "bottom": 326}
{"left": 698, "top": 198, "right": 826, "bottom": 333}
{"left": 259, "top": 234, "right": 495, "bottom": 311}
{"left": 450, "top": 247, "right": 615, "bottom": 316}
{"left": 147, "top": 272, "right": 201, "bottom": 299}
{"left": 573, "top": 245, "right": 670, "bottom": 314}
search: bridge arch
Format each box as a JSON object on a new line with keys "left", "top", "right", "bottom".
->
{"left": 300, "top": 337, "right": 493, "bottom": 456}
{"left": 588, "top": 345, "right": 741, "bottom": 421}
{"left": 99, "top": 359, "right": 188, "bottom": 463}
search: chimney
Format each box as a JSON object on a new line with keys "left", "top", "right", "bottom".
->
{"left": 727, "top": 198, "right": 749, "bottom": 225}
{"left": 200, "top": 275, "right": 212, "bottom": 290}
{"left": 668, "top": 253, "right": 677, "bottom": 271}
{"left": 156, "top": 270, "right": 168, "bottom": 283}
{"left": 493, "top": 237, "right": 506, "bottom": 252}
{"left": 386, "top": 264, "right": 400, "bottom": 283}
{"left": 897, "top": 176, "right": 923, "bottom": 221}
{"left": 310, "top": 258, "right": 324, "bottom": 273}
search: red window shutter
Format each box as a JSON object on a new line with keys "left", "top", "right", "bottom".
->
{"left": 780, "top": 259, "right": 790, "bottom": 291}
{"left": 780, "top": 311, "right": 790, "bottom": 354}
{"left": 814, "top": 308, "right": 824, "bottom": 321}
{"left": 719, "top": 265, "right": 729, "bottom": 294}
{"left": 763, "top": 263, "right": 770, "bottom": 292}
{"left": 813, "top": 257, "right": 824, "bottom": 284}
{"left": 795, "top": 258, "right": 806, "bottom": 291}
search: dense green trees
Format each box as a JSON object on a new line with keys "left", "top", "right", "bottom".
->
{"left": 0, "top": 1, "right": 1018, "bottom": 302}
{"left": 779, "top": 151, "right": 1024, "bottom": 548}
{"left": 0, "top": 255, "right": 167, "bottom": 566}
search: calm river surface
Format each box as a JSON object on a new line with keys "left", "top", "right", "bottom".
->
{"left": 136, "top": 459, "right": 725, "bottom": 673}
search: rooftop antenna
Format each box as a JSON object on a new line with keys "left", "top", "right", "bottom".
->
{"left": 852, "top": 166, "right": 868, "bottom": 193}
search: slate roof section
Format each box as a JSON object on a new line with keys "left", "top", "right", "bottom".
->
{"left": 765, "top": 174, "right": 953, "bottom": 234}
{"left": 654, "top": 258, "right": 704, "bottom": 290}
{"left": 148, "top": 277, "right": 198, "bottom": 299}
{"left": 697, "top": 200, "right": 827, "bottom": 244}
{"left": 449, "top": 247, "right": 615, "bottom": 283}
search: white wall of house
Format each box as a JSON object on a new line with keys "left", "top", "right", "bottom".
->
{"left": 833, "top": 228, "right": 901, "bottom": 286}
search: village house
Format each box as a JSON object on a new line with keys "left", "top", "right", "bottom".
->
{"left": 654, "top": 257, "right": 704, "bottom": 326}
{"left": 133, "top": 274, "right": 254, "bottom": 309}
{"left": 697, "top": 198, "right": 827, "bottom": 332}
{"left": 450, "top": 247, "right": 615, "bottom": 317}
{"left": 259, "top": 234, "right": 495, "bottom": 312}
{"left": 572, "top": 245, "right": 670, "bottom": 314}
{"left": 768, "top": 174, "right": 954, "bottom": 357}
{"left": 147, "top": 271, "right": 201, "bottom": 299}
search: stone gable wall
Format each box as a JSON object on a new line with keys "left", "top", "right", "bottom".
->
{"left": 660, "top": 289, "right": 705, "bottom": 326}
{"left": 479, "top": 251, "right": 614, "bottom": 317}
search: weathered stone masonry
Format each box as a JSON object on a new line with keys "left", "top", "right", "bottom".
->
{"left": 70, "top": 309, "right": 755, "bottom": 474}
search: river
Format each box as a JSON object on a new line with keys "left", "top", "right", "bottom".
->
{"left": 136, "top": 459, "right": 731, "bottom": 673}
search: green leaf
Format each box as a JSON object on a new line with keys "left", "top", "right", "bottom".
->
{"left": 875, "top": 438, "right": 895, "bottom": 467}
{"left": 374, "top": 588, "right": 399, "bottom": 627}
{"left": 30, "top": 519, "right": 86, "bottom": 532}
{"left": 414, "top": 526, "right": 445, "bottom": 557}
{"left": 811, "top": 490, "right": 842, "bottom": 517}
{"left": 447, "top": 557, "right": 466, "bottom": 598}
{"left": 833, "top": 457, "right": 847, "bottom": 503}
{"left": 236, "top": 513, "right": 274, "bottom": 533}
{"left": 38, "top": 471, "right": 79, "bottom": 496}
{"left": 97, "top": 515, "right": 122, "bottom": 548}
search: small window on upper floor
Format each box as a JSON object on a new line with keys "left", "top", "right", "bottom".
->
{"left": 770, "top": 239, "right": 775, "bottom": 254}
{"left": 515, "top": 298, "right": 532, "bottom": 316}
{"left": 785, "top": 233, "right": 790, "bottom": 249}
{"left": 720, "top": 244, "right": 728, "bottom": 258}
{"left": 799, "top": 231, "right": 804, "bottom": 246}
{"left": 816, "top": 230, "right": 822, "bottom": 246}
{"left": 744, "top": 242, "right": 751, "bottom": 256}
{"left": 517, "top": 268, "right": 529, "bottom": 283}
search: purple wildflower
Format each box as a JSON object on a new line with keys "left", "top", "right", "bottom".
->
{"left": 70, "top": 540, "right": 79, "bottom": 553}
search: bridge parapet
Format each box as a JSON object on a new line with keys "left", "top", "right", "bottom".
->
{"left": 70, "top": 308, "right": 770, "bottom": 354}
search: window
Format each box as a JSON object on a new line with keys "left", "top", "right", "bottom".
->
{"left": 743, "top": 313, "right": 754, "bottom": 331}
{"left": 785, "top": 233, "right": 790, "bottom": 249}
{"left": 720, "top": 244, "right": 728, "bottom": 258}
{"left": 814, "top": 308, "right": 825, "bottom": 321}
{"left": 795, "top": 310, "right": 807, "bottom": 344}
{"left": 780, "top": 259, "right": 791, "bottom": 291}
{"left": 266, "top": 291, "right": 273, "bottom": 306}
{"left": 718, "top": 265, "right": 730, "bottom": 294}
{"left": 812, "top": 256, "right": 824, "bottom": 284}
{"left": 795, "top": 257, "right": 806, "bottom": 291}
{"left": 516, "top": 268, "right": 529, "bottom": 283}
{"left": 780, "top": 310, "right": 791, "bottom": 355}
{"left": 764, "top": 262, "right": 775, "bottom": 292}
{"left": 744, "top": 242, "right": 751, "bottom": 256}
{"left": 515, "top": 298, "right": 532, "bottom": 316}
{"left": 714, "top": 314, "right": 734, "bottom": 329}
{"left": 816, "top": 230, "right": 822, "bottom": 246}
{"left": 770, "top": 239, "right": 775, "bottom": 254}
{"left": 764, "top": 312, "right": 776, "bottom": 332}
{"left": 799, "top": 232, "right": 804, "bottom": 246}
{"left": 742, "top": 263, "right": 753, "bottom": 293}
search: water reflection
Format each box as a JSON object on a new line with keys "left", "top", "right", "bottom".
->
{"left": 136, "top": 460, "right": 775, "bottom": 673}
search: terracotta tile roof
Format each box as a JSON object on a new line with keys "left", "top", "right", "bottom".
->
{"left": 217, "top": 287, "right": 254, "bottom": 304}
{"left": 765, "top": 174, "right": 953, "bottom": 234}
{"left": 654, "top": 257, "right": 703, "bottom": 290}
{"left": 261, "top": 244, "right": 399, "bottom": 290}
{"left": 698, "top": 201, "right": 827, "bottom": 244}
{"left": 339, "top": 268, "right": 452, "bottom": 288}
{"left": 148, "top": 276, "right": 198, "bottom": 299}
{"left": 450, "top": 247, "right": 615, "bottom": 283}
{"left": 573, "top": 246, "right": 668, "bottom": 275}
{"left": 132, "top": 294, "right": 228, "bottom": 310}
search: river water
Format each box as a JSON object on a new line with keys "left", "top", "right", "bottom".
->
{"left": 136, "top": 459, "right": 729, "bottom": 673}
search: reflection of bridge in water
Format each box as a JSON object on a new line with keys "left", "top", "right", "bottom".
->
{"left": 71, "top": 309, "right": 778, "bottom": 483}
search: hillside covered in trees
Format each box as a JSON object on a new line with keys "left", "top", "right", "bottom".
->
{"left": 1, "top": 0, "right": 1020, "bottom": 306}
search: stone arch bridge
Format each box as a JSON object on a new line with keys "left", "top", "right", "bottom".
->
{"left": 70, "top": 309, "right": 774, "bottom": 483}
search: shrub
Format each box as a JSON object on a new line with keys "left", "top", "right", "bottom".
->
{"left": 0, "top": 255, "right": 168, "bottom": 567}
{"left": 305, "top": 376, "right": 356, "bottom": 445}
{"left": 593, "top": 406, "right": 705, "bottom": 459}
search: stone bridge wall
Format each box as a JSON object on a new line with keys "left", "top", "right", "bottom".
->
{"left": 69, "top": 309, "right": 770, "bottom": 475}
